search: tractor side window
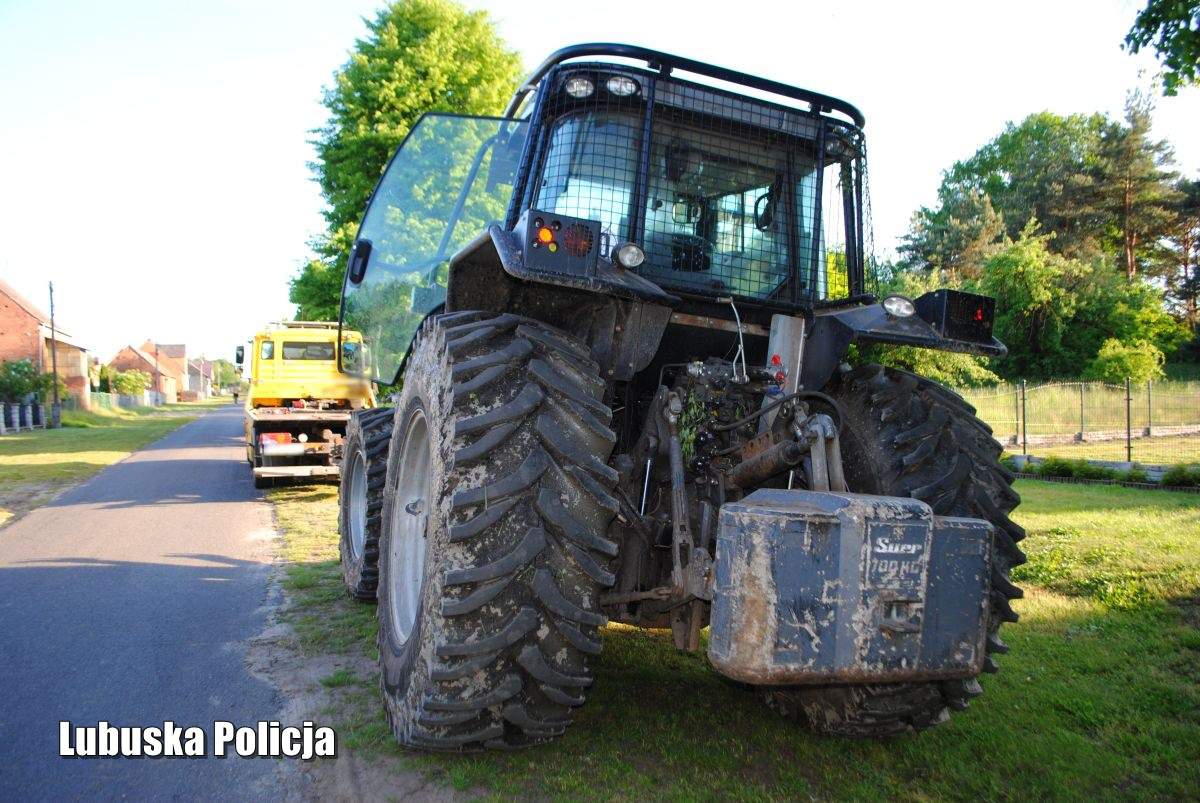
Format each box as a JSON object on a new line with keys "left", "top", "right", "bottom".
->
{"left": 339, "top": 114, "right": 528, "bottom": 384}
{"left": 800, "top": 158, "right": 853, "bottom": 300}
{"left": 534, "top": 111, "right": 640, "bottom": 251}
{"left": 259, "top": 341, "right": 274, "bottom": 361}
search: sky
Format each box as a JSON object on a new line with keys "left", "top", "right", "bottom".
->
{"left": 1, "top": 0, "right": 1196, "bottom": 362}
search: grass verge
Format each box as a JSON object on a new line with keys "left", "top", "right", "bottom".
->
{"left": 1020, "top": 434, "right": 1200, "bottom": 466}
{"left": 0, "top": 400, "right": 221, "bottom": 525}
{"left": 267, "top": 479, "right": 1200, "bottom": 800}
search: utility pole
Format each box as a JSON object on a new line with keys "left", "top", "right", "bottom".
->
{"left": 48, "top": 281, "right": 61, "bottom": 428}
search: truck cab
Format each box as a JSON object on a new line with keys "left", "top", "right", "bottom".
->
{"left": 238, "top": 321, "right": 375, "bottom": 488}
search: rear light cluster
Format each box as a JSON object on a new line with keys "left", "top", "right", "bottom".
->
{"left": 531, "top": 216, "right": 593, "bottom": 258}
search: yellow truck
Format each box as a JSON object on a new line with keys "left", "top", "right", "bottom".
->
{"left": 235, "top": 322, "right": 375, "bottom": 488}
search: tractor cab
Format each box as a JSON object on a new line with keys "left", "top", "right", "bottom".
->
{"left": 333, "top": 46, "right": 1022, "bottom": 751}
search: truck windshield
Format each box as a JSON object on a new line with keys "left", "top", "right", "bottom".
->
{"left": 282, "top": 342, "right": 335, "bottom": 360}
{"left": 534, "top": 109, "right": 855, "bottom": 302}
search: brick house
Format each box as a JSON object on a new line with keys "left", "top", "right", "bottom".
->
{"left": 141, "top": 341, "right": 189, "bottom": 397}
{"left": 0, "top": 278, "right": 91, "bottom": 408}
{"left": 109, "top": 345, "right": 178, "bottom": 403}
{"left": 186, "top": 358, "right": 213, "bottom": 399}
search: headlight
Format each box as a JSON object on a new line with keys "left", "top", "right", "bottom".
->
{"left": 605, "top": 75, "right": 639, "bottom": 97}
{"left": 614, "top": 242, "right": 645, "bottom": 268}
{"left": 882, "top": 295, "right": 916, "bottom": 318}
{"left": 563, "top": 76, "right": 594, "bottom": 98}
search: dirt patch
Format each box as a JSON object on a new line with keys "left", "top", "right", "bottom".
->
{"left": 1173, "top": 595, "right": 1200, "bottom": 629}
{"left": 0, "top": 480, "right": 65, "bottom": 527}
{"left": 245, "top": 558, "right": 469, "bottom": 802}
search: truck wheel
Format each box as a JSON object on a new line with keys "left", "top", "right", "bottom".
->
{"left": 339, "top": 407, "right": 395, "bottom": 600}
{"left": 759, "top": 364, "right": 1026, "bottom": 737}
{"left": 376, "top": 311, "right": 618, "bottom": 750}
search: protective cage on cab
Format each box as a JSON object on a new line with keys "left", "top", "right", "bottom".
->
{"left": 333, "top": 42, "right": 1022, "bottom": 751}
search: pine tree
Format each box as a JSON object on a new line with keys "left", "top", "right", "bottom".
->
{"left": 1097, "top": 92, "right": 1180, "bottom": 281}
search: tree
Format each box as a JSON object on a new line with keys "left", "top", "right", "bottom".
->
{"left": 1096, "top": 93, "right": 1180, "bottom": 280}
{"left": 291, "top": 0, "right": 522, "bottom": 320}
{"left": 1124, "top": 0, "right": 1200, "bottom": 95}
{"left": 977, "top": 225, "right": 1084, "bottom": 378}
{"left": 212, "top": 359, "right": 240, "bottom": 389}
{"left": 1165, "top": 178, "right": 1200, "bottom": 330}
{"left": 1083, "top": 338, "right": 1165, "bottom": 382}
{"left": 899, "top": 189, "right": 1005, "bottom": 282}
{"left": 933, "top": 112, "right": 1112, "bottom": 260}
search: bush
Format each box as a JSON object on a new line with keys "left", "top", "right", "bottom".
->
{"left": 1034, "top": 456, "right": 1117, "bottom": 480}
{"left": 0, "top": 358, "right": 65, "bottom": 403}
{"left": 1083, "top": 338, "right": 1165, "bottom": 383}
{"left": 1121, "top": 465, "right": 1150, "bottom": 483}
{"left": 111, "top": 369, "right": 151, "bottom": 396}
{"left": 1161, "top": 463, "right": 1200, "bottom": 488}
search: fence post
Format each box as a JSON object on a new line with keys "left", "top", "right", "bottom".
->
{"left": 1146, "top": 380, "right": 1152, "bottom": 437}
{"left": 1125, "top": 377, "right": 1132, "bottom": 463}
{"left": 1013, "top": 386, "right": 1020, "bottom": 446}
{"left": 1079, "top": 382, "right": 1085, "bottom": 441}
{"left": 1020, "top": 379, "right": 1028, "bottom": 456}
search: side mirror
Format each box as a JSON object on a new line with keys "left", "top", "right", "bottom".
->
{"left": 347, "top": 239, "right": 372, "bottom": 286}
{"left": 234, "top": 345, "right": 244, "bottom": 365}
{"left": 341, "top": 341, "right": 361, "bottom": 372}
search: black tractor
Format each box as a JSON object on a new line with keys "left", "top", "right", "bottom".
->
{"left": 334, "top": 44, "right": 1024, "bottom": 750}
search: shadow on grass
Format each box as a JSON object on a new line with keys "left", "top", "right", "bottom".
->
{"left": 269, "top": 481, "right": 1200, "bottom": 801}
{"left": 284, "top": 560, "right": 1200, "bottom": 801}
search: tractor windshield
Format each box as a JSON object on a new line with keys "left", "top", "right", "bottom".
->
{"left": 532, "top": 98, "right": 860, "bottom": 303}
{"left": 339, "top": 114, "right": 528, "bottom": 384}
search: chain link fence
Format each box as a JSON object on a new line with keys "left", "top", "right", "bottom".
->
{"left": 960, "top": 380, "right": 1200, "bottom": 467}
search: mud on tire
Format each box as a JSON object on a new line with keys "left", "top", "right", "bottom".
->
{"left": 376, "top": 311, "right": 618, "bottom": 750}
{"left": 338, "top": 407, "right": 394, "bottom": 600}
{"left": 760, "top": 363, "right": 1026, "bottom": 738}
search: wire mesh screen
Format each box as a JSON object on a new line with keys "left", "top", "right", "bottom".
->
{"left": 531, "top": 67, "right": 865, "bottom": 305}
{"left": 960, "top": 380, "right": 1200, "bottom": 470}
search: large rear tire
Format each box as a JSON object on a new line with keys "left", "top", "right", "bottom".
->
{"left": 376, "top": 312, "right": 618, "bottom": 750}
{"left": 339, "top": 407, "right": 394, "bottom": 600}
{"left": 759, "top": 364, "right": 1026, "bottom": 737}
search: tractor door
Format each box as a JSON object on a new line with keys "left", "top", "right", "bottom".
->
{"left": 338, "top": 114, "right": 528, "bottom": 385}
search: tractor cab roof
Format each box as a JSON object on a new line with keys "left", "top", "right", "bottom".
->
{"left": 505, "top": 43, "right": 865, "bottom": 129}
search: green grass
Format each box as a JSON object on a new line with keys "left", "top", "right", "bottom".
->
{"left": 268, "top": 480, "right": 1200, "bottom": 800}
{"left": 0, "top": 402, "right": 211, "bottom": 525}
{"left": 1015, "top": 434, "right": 1200, "bottom": 465}
{"left": 1012, "top": 482, "right": 1200, "bottom": 608}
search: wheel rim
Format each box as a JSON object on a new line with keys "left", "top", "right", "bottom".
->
{"left": 346, "top": 451, "right": 368, "bottom": 559}
{"left": 388, "top": 407, "right": 430, "bottom": 648}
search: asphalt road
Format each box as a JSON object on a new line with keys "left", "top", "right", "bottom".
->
{"left": 0, "top": 405, "right": 290, "bottom": 800}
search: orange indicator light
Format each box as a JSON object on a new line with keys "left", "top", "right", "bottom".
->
{"left": 536, "top": 226, "right": 554, "bottom": 244}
